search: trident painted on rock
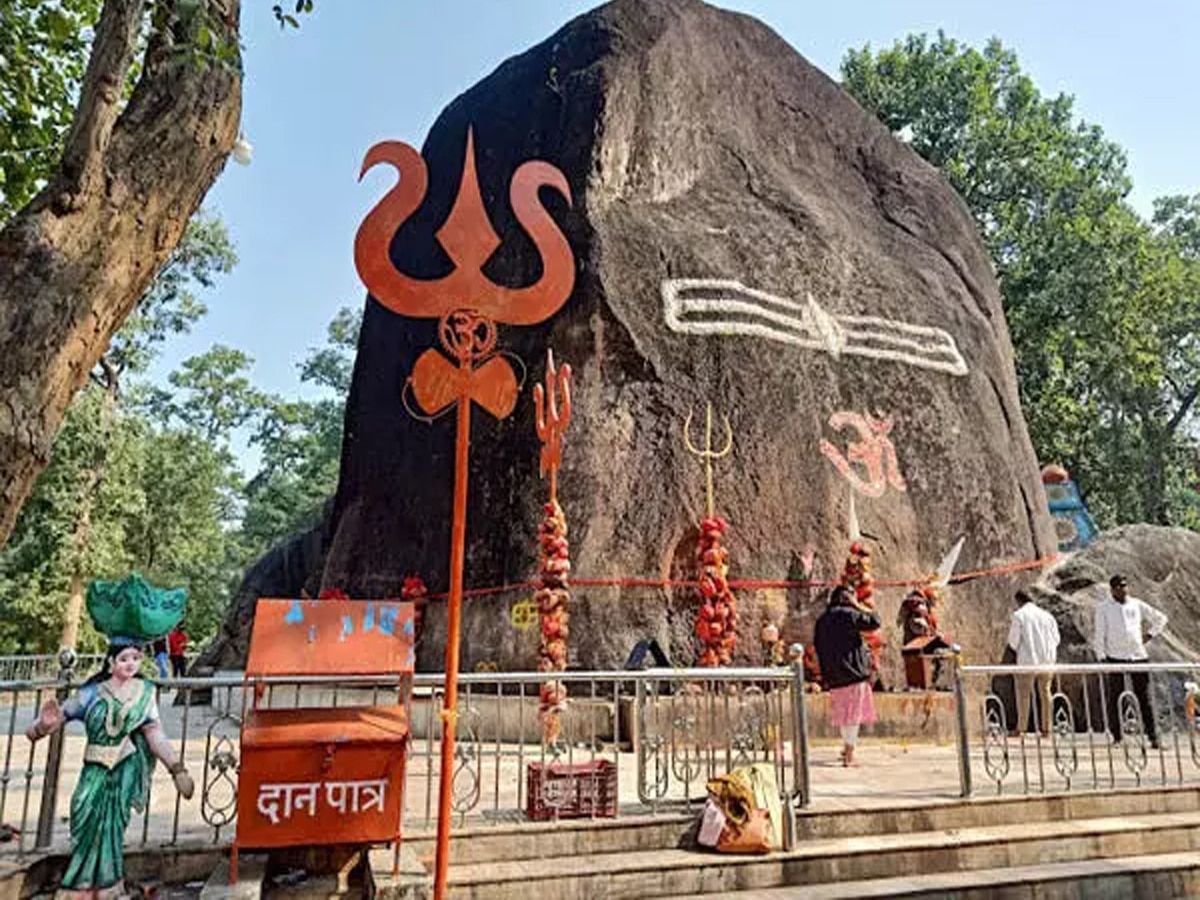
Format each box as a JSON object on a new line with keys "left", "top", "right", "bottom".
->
{"left": 355, "top": 128, "right": 575, "bottom": 900}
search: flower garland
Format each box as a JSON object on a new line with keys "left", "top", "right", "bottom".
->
{"left": 840, "top": 541, "right": 883, "bottom": 680}
{"left": 536, "top": 500, "right": 570, "bottom": 744}
{"left": 694, "top": 516, "right": 737, "bottom": 666}
{"left": 401, "top": 575, "right": 428, "bottom": 648}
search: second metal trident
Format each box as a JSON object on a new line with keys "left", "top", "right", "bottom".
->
{"left": 684, "top": 402, "right": 733, "bottom": 517}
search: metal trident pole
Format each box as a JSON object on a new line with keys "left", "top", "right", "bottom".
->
{"left": 355, "top": 128, "right": 576, "bottom": 900}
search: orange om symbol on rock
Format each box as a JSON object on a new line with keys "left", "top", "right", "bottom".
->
{"left": 819, "top": 411, "right": 907, "bottom": 498}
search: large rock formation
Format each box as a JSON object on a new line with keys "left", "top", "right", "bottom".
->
{"left": 1032, "top": 525, "right": 1200, "bottom": 664}
{"left": 213, "top": 0, "right": 1058, "bottom": 675}
{"left": 982, "top": 525, "right": 1200, "bottom": 731}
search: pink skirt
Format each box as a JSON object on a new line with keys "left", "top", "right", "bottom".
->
{"left": 829, "top": 681, "right": 876, "bottom": 728}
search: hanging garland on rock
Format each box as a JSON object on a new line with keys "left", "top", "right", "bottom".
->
{"left": 532, "top": 350, "right": 572, "bottom": 745}
{"left": 694, "top": 515, "right": 737, "bottom": 666}
{"left": 840, "top": 541, "right": 883, "bottom": 682}
{"left": 536, "top": 503, "right": 570, "bottom": 742}
{"left": 402, "top": 575, "right": 429, "bottom": 648}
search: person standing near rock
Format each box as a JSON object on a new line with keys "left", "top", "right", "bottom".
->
{"left": 167, "top": 624, "right": 188, "bottom": 678}
{"left": 1006, "top": 590, "right": 1060, "bottom": 735}
{"left": 814, "top": 585, "right": 882, "bottom": 766}
{"left": 1093, "top": 574, "right": 1168, "bottom": 747}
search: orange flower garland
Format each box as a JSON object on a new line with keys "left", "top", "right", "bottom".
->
{"left": 402, "top": 575, "right": 428, "bottom": 648}
{"left": 840, "top": 542, "right": 883, "bottom": 681}
{"left": 694, "top": 516, "right": 737, "bottom": 666}
{"left": 536, "top": 500, "right": 570, "bottom": 743}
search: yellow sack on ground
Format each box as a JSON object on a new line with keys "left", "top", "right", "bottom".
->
{"left": 706, "top": 763, "right": 783, "bottom": 851}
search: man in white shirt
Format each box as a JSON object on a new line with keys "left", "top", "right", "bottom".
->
{"left": 1093, "top": 574, "right": 1168, "bottom": 746}
{"left": 1007, "top": 590, "right": 1060, "bottom": 735}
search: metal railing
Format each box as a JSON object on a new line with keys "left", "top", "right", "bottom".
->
{"left": 0, "top": 655, "right": 104, "bottom": 682}
{"left": 0, "top": 664, "right": 810, "bottom": 856}
{"left": 954, "top": 659, "right": 1200, "bottom": 797}
{"left": 0, "top": 653, "right": 200, "bottom": 683}
{"left": 6, "top": 653, "right": 1198, "bottom": 859}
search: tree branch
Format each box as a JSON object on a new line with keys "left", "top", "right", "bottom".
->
{"left": 1167, "top": 381, "right": 1200, "bottom": 434}
{"left": 56, "top": 0, "right": 146, "bottom": 208}
{"left": 0, "top": 0, "right": 242, "bottom": 547}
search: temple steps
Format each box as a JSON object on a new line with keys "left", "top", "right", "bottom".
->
{"left": 402, "top": 787, "right": 1200, "bottom": 900}
{"left": 664, "top": 852, "right": 1200, "bottom": 899}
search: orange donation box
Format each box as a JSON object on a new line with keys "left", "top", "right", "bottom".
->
{"left": 233, "top": 599, "right": 414, "bottom": 876}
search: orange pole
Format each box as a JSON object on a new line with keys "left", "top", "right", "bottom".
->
{"left": 433, "top": 385, "right": 471, "bottom": 900}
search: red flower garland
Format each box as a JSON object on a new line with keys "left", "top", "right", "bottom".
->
{"left": 840, "top": 542, "right": 883, "bottom": 679}
{"left": 694, "top": 516, "right": 737, "bottom": 666}
{"left": 401, "top": 575, "right": 428, "bottom": 649}
{"left": 536, "top": 500, "right": 570, "bottom": 743}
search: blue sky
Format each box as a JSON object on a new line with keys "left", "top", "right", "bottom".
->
{"left": 160, "top": 0, "right": 1199, "bottom": 468}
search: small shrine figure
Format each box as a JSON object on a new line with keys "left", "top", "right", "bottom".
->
{"left": 760, "top": 622, "right": 784, "bottom": 666}
{"left": 898, "top": 588, "right": 938, "bottom": 645}
{"left": 26, "top": 574, "right": 195, "bottom": 899}
{"left": 898, "top": 583, "right": 956, "bottom": 690}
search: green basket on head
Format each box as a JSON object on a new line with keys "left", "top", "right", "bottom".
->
{"left": 86, "top": 574, "right": 187, "bottom": 645}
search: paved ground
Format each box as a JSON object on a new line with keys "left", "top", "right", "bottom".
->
{"left": 0, "top": 687, "right": 1194, "bottom": 854}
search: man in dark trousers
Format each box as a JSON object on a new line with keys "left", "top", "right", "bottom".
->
{"left": 1093, "top": 575, "right": 1168, "bottom": 748}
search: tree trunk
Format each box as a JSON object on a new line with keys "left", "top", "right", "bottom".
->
{"left": 0, "top": 0, "right": 242, "bottom": 548}
{"left": 59, "top": 360, "right": 119, "bottom": 652}
{"left": 61, "top": 573, "right": 86, "bottom": 653}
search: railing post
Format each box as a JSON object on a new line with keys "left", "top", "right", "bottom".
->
{"left": 952, "top": 652, "right": 972, "bottom": 798}
{"left": 35, "top": 650, "right": 75, "bottom": 850}
{"left": 790, "top": 651, "right": 811, "bottom": 808}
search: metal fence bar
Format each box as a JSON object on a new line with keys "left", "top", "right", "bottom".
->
{"left": 0, "top": 661, "right": 813, "bottom": 854}
{"left": 957, "top": 660, "right": 1200, "bottom": 799}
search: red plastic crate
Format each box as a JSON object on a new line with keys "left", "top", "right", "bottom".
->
{"left": 525, "top": 759, "right": 617, "bottom": 820}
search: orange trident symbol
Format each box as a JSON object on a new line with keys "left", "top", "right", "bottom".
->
{"left": 533, "top": 349, "right": 571, "bottom": 505}
{"left": 355, "top": 128, "right": 574, "bottom": 900}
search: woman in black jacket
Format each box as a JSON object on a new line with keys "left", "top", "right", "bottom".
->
{"left": 814, "top": 585, "right": 882, "bottom": 766}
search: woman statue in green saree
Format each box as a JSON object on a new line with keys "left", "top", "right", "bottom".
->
{"left": 26, "top": 575, "right": 195, "bottom": 899}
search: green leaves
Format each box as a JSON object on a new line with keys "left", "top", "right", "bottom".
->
{"left": 0, "top": 0, "right": 102, "bottom": 220}
{"left": 272, "top": 1, "right": 314, "bottom": 30}
{"left": 241, "top": 306, "right": 361, "bottom": 560}
{"left": 843, "top": 34, "right": 1200, "bottom": 528}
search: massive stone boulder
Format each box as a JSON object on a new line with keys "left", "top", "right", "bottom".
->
{"left": 214, "top": 0, "right": 1058, "bottom": 675}
{"left": 1032, "top": 525, "right": 1200, "bottom": 664}
{"left": 980, "top": 525, "right": 1200, "bottom": 731}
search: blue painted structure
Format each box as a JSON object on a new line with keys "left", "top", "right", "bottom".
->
{"left": 1044, "top": 478, "right": 1098, "bottom": 552}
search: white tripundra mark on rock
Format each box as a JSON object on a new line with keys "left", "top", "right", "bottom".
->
{"left": 661, "top": 278, "right": 969, "bottom": 376}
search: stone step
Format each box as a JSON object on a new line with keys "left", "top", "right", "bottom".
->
{"left": 663, "top": 851, "right": 1200, "bottom": 898}
{"left": 405, "top": 813, "right": 694, "bottom": 865}
{"left": 409, "top": 785, "right": 1200, "bottom": 865}
{"left": 444, "top": 811, "right": 1200, "bottom": 900}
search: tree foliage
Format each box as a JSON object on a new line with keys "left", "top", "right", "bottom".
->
{"left": 240, "top": 306, "right": 359, "bottom": 560}
{"left": 842, "top": 35, "right": 1200, "bottom": 527}
{"left": 0, "top": 211, "right": 243, "bottom": 650}
{"left": 0, "top": 0, "right": 103, "bottom": 220}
